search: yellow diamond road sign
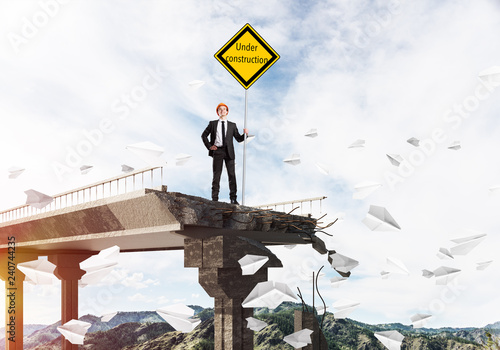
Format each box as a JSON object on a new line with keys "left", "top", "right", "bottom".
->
{"left": 215, "top": 23, "right": 280, "bottom": 89}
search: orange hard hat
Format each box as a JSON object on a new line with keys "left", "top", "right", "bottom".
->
{"left": 216, "top": 103, "right": 229, "bottom": 114}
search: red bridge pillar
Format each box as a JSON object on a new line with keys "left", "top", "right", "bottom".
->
{"left": 49, "top": 252, "right": 92, "bottom": 350}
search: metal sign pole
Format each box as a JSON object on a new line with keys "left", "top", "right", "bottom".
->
{"left": 242, "top": 89, "right": 248, "bottom": 205}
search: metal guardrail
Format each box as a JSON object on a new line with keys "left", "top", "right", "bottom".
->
{"left": 0, "top": 166, "right": 164, "bottom": 224}
{"left": 253, "top": 196, "right": 327, "bottom": 216}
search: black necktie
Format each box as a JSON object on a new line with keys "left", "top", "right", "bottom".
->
{"left": 222, "top": 121, "right": 226, "bottom": 146}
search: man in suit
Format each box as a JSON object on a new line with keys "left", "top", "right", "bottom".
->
{"left": 201, "top": 103, "right": 248, "bottom": 204}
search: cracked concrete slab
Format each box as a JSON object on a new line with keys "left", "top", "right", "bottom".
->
{"left": 0, "top": 187, "right": 319, "bottom": 254}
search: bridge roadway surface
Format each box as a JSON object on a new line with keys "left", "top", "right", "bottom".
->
{"left": 0, "top": 186, "right": 323, "bottom": 254}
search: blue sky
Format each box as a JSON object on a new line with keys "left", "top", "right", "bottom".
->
{"left": 1, "top": 0, "right": 500, "bottom": 331}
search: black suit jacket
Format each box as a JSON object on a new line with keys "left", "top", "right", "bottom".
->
{"left": 201, "top": 120, "right": 245, "bottom": 160}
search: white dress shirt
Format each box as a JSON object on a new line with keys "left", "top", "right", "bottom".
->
{"left": 215, "top": 119, "right": 227, "bottom": 147}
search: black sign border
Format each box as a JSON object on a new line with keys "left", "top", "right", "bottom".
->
{"left": 215, "top": 23, "right": 279, "bottom": 89}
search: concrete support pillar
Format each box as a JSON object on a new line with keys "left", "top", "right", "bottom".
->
{"left": 0, "top": 252, "right": 37, "bottom": 350}
{"left": 185, "top": 236, "right": 282, "bottom": 350}
{"left": 294, "top": 310, "right": 328, "bottom": 350}
{"left": 214, "top": 297, "right": 254, "bottom": 349}
{"left": 48, "top": 253, "right": 92, "bottom": 350}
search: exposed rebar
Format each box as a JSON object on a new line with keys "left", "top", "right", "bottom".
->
{"left": 296, "top": 287, "right": 309, "bottom": 313}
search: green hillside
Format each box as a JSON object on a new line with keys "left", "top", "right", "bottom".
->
{"left": 5, "top": 304, "right": 498, "bottom": 350}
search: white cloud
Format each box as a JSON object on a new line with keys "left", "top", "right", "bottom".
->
{"left": 151, "top": 295, "right": 170, "bottom": 306}
{"left": 144, "top": 278, "right": 160, "bottom": 286}
{"left": 121, "top": 272, "right": 149, "bottom": 290}
{"left": 128, "top": 293, "right": 147, "bottom": 302}
{"left": 25, "top": 283, "right": 60, "bottom": 298}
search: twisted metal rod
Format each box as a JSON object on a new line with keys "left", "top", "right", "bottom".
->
{"left": 296, "top": 287, "right": 309, "bottom": 313}
{"left": 315, "top": 266, "right": 327, "bottom": 329}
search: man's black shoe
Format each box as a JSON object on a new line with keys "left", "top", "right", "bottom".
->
{"left": 212, "top": 199, "right": 218, "bottom": 202}
{"left": 230, "top": 199, "right": 239, "bottom": 205}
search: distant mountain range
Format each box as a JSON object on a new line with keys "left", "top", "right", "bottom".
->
{"left": 486, "top": 321, "right": 500, "bottom": 330}
{"left": 0, "top": 303, "right": 498, "bottom": 349}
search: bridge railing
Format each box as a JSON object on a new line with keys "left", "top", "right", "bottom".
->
{"left": 253, "top": 196, "right": 327, "bottom": 217}
{"left": 0, "top": 166, "right": 164, "bottom": 224}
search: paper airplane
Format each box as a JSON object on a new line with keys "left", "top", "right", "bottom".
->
{"left": 380, "top": 271, "right": 391, "bottom": 279}
{"left": 17, "top": 258, "right": 58, "bottom": 285}
{"left": 386, "top": 154, "right": 404, "bottom": 167}
{"left": 80, "top": 245, "right": 119, "bottom": 272}
{"left": 332, "top": 299, "right": 360, "bottom": 319}
{"left": 238, "top": 134, "right": 256, "bottom": 145}
{"left": 422, "top": 269, "right": 434, "bottom": 278}
{"left": 386, "top": 257, "right": 410, "bottom": 275}
{"left": 478, "top": 66, "right": 500, "bottom": 87}
{"left": 57, "top": 319, "right": 92, "bottom": 345}
{"left": 432, "top": 266, "right": 461, "bottom": 285}
{"left": 410, "top": 313, "right": 432, "bottom": 328}
{"left": 121, "top": 164, "right": 134, "bottom": 173}
{"left": 407, "top": 137, "right": 420, "bottom": 147}
{"left": 175, "top": 153, "right": 192, "bottom": 166}
{"left": 245, "top": 317, "right": 268, "bottom": 332}
{"left": 126, "top": 141, "right": 166, "bottom": 166}
{"left": 80, "top": 246, "right": 120, "bottom": 286}
{"left": 304, "top": 271, "right": 325, "bottom": 283}
{"left": 242, "top": 281, "right": 297, "bottom": 309}
{"left": 489, "top": 185, "right": 500, "bottom": 193}
{"left": 8, "top": 166, "right": 25, "bottom": 179}
{"left": 156, "top": 304, "right": 201, "bottom": 333}
{"left": 126, "top": 140, "right": 164, "bottom": 157}
{"left": 353, "top": 181, "right": 382, "bottom": 199}
{"left": 448, "top": 140, "right": 461, "bottom": 150}
{"left": 333, "top": 306, "right": 358, "bottom": 319}
{"left": 436, "top": 247, "right": 454, "bottom": 260}
{"left": 330, "top": 276, "right": 348, "bottom": 288}
{"left": 332, "top": 298, "right": 360, "bottom": 310}
{"left": 328, "top": 252, "right": 359, "bottom": 275}
{"left": 101, "top": 312, "right": 118, "bottom": 322}
{"left": 348, "top": 139, "right": 365, "bottom": 149}
{"left": 332, "top": 212, "right": 346, "bottom": 223}
{"left": 315, "top": 162, "right": 330, "bottom": 175}
{"left": 449, "top": 232, "right": 487, "bottom": 255}
{"left": 305, "top": 129, "right": 318, "bottom": 138}
{"left": 283, "top": 328, "right": 313, "bottom": 348}
{"left": 79, "top": 267, "right": 116, "bottom": 288}
{"left": 374, "top": 330, "right": 404, "bottom": 350}
{"left": 283, "top": 154, "right": 301, "bottom": 165}
{"left": 188, "top": 80, "right": 205, "bottom": 89}
{"left": 25, "top": 189, "right": 54, "bottom": 209}
{"left": 238, "top": 254, "right": 269, "bottom": 275}
{"left": 316, "top": 305, "right": 328, "bottom": 315}
{"left": 80, "top": 165, "right": 93, "bottom": 175}
{"left": 476, "top": 260, "right": 493, "bottom": 271}
{"left": 362, "top": 205, "right": 401, "bottom": 231}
